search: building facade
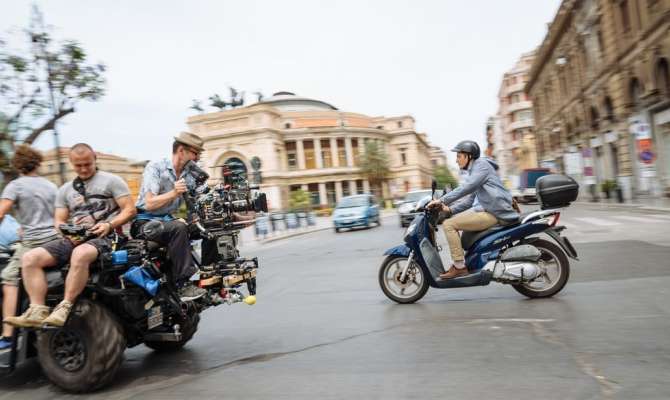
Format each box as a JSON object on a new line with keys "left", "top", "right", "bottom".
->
{"left": 497, "top": 51, "right": 539, "bottom": 184}
{"left": 527, "top": 0, "right": 670, "bottom": 200}
{"left": 187, "top": 92, "right": 440, "bottom": 210}
{"left": 39, "top": 147, "right": 146, "bottom": 200}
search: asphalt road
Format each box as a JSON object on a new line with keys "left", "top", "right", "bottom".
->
{"left": 1, "top": 203, "right": 669, "bottom": 399}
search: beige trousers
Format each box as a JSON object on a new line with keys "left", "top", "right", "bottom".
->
{"left": 442, "top": 211, "right": 498, "bottom": 264}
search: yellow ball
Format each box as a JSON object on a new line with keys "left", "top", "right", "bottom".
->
{"left": 243, "top": 295, "right": 256, "bottom": 305}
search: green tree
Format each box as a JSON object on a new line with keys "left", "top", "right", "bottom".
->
{"left": 289, "top": 189, "right": 311, "bottom": 212}
{"left": 360, "top": 141, "right": 390, "bottom": 198}
{"left": 434, "top": 165, "right": 458, "bottom": 191}
{"left": 0, "top": 7, "right": 106, "bottom": 182}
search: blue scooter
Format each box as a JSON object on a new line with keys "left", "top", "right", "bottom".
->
{"left": 379, "top": 177, "right": 579, "bottom": 304}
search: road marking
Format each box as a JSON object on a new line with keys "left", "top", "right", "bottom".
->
{"left": 466, "top": 318, "right": 555, "bottom": 324}
{"left": 647, "top": 214, "right": 670, "bottom": 220}
{"left": 612, "top": 215, "right": 666, "bottom": 223}
{"left": 574, "top": 217, "right": 620, "bottom": 226}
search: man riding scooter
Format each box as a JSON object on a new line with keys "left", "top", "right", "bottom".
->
{"left": 427, "top": 140, "right": 519, "bottom": 280}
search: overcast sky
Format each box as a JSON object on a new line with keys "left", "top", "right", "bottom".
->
{"left": 2, "top": 0, "right": 560, "bottom": 163}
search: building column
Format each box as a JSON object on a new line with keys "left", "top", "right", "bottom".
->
{"left": 335, "top": 181, "right": 343, "bottom": 202}
{"left": 296, "top": 139, "right": 306, "bottom": 170}
{"left": 382, "top": 181, "right": 390, "bottom": 199}
{"left": 318, "top": 182, "right": 327, "bottom": 206}
{"left": 301, "top": 184, "right": 308, "bottom": 192}
{"left": 345, "top": 137, "right": 354, "bottom": 167}
{"left": 363, "top": 179, "right": 370, "bottom": 193}
{"left": 330, "top": 137, "right": 340, "bottom": 167}
{"left": 314, "top": 138, "right": 323, "bottom": 169}
{"left": 348, "top": 180, "right": 357, "bottom": 195}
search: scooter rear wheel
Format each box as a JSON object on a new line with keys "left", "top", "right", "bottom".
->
{"left": 512, "top": 239, "right": 570, "bottom": 298}
{"left": 378, "top": 255, "right": 429, "bottom": 304}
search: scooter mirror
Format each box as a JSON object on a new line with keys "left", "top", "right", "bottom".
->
{"left": 431, "top": 179, "right": 437, "bottom": 194}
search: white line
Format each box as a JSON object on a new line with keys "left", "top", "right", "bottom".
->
{"left": 574, "top": 217, "right": 621, "bottom": 227}
{"left": 613, "top": 215, "right": 666, "bottom": 224}
{"left": 647, "top": 214, "right": 670, "bottom": 220}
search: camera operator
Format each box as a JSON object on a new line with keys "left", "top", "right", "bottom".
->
{"left": 5, "top": 143, "right": 136, "bottom": 328}
{"left": 134, "top": 132, "right": 209, "bottom": 301}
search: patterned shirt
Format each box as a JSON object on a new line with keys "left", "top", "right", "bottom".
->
{"left": 135, "top": 158, "right": 197, "bottom": 216}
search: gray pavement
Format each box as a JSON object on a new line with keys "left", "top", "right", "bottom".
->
{"left": 1, "top": 203, "right": 670, "bottom": 399}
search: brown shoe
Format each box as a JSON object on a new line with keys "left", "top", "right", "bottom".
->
{"left": 3, "top": 304, "right": 50, "bottom": 328}
{"left": 439, "top": 265, "right": 469, "bottom": 280}
{"left": 42, "top": 301, "right": 73, "bottom": 327}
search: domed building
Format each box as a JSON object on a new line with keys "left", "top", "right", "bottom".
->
{"left": 187, "top": 92, "right": 443, "bottom": 210}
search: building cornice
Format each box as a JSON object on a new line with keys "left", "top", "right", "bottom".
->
{"left": 526, "top": 0, "right": 575, "bottom": 93}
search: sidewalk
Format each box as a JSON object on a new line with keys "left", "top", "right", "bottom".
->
{"left": 237, "top": 209, "right": 397, "bottom": 249}
{"left": 574, "top": 196, "right": 670, "bottom": 213}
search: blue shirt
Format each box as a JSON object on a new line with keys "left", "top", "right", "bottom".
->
{"left": 135, "top": 159, "right": 197, "bottom": 216}
{"left": 440, "top": 157, "right": 519, "bottom": 222}
{"left": 0, "top": 215, "right": 20, "bottom": 249}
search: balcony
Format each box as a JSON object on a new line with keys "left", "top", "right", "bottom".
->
{"left": 508, "top": 119, "right": 534, "bottom": 131}
{"left": 505, "top": 100, "right": 533, "bottom": 114}
{"left": 502, "top": 82, "right": 527, "bottom": 96}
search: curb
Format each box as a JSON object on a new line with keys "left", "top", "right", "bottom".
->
{"left": 259, "top": 226, "right": 334, "bottom": 244}
{"left": 254, "top": 212, "right": 397, "bottom": 245}
{"left": 573, "top": 201, "right": 670, "bottom": 214}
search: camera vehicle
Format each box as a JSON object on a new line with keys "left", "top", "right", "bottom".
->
{"left": 0, "top": 161, "right": 268, "bottom": 392}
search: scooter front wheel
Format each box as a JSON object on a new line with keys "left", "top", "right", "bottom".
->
{"left": 378, "top": 255, "right": 429, "bottom": 304}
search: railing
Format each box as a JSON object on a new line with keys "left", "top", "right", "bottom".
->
{"left": 254, "top": 211, "right": 318, "bottom": 238}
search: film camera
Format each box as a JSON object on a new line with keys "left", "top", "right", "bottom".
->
{"left": 183, "top": 160, "right": 268, "bottom": 232}
{"left": 59, "top": 224, "right": 97, "bottom": 242}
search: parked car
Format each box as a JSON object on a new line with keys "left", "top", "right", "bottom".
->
{"left": 512, "top": 168, "right": 551, "bottom": 203}
{"left": 397, "top": 189, "right": 432, "bottom": 227}
{"left": 332, "top": 194, "right": 381, "bottom": 232}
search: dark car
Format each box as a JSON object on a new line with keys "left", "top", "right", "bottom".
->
{"left": 512, "top": 168, "right": 551, "bottom": 203}
{"left": 397, "top": 190, "right": 432, "bottom": 227}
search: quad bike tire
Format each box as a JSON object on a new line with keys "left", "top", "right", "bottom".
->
{"left": 36, "top": 299, "right": 126, "bottom": 393}
{"left": 144, "top": 308, "right": 200, "bottom": 352}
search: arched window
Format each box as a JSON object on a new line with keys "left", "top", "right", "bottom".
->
{"left": 590, "top": 106, "right": 600, "bottom": 130}
{"left": 603, "top": 96, "right": 615, "bottom": 123}
{"left": 223, "top": 157, "right": 247, "bottom": 179}
{"left": 656, "top": 58, "right": 670, "bottom": 97}
{"left": 630, "top": 77, "right": 644, "bottom": 109}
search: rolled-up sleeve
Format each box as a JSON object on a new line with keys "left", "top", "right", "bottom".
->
{"left": 439, "top": 161, "right": 488, "bottom": 205}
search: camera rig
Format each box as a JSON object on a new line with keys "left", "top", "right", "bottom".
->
{"left": 181, "top": 160, "right": 268, "bottom": 305}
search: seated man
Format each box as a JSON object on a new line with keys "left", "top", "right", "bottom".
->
{"left": 134, "top": 132, "right": 208, "bottom": 301}
{"left": 4, "top": 143, "right": 136, "bottom": 328}
{"left": 0, "top": 145, "right": 59, "bottom": 348}
{"left": 427, "top": 140, "right": 519, "bottom": 280}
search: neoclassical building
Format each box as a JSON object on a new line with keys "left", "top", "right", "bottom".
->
{"left": 187, "top": 92, "right": 441, "bottom": 210}
{"left": 527, "top": 0, "right": 670, "bottom": 199}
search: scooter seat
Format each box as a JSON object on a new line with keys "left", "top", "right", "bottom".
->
{"left": 461, "top": 220, "right": 519, "bottom": 251}
{"left": 461, "top": 226, "right": 505, "bottom": 251}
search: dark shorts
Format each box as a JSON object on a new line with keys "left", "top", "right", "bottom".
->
{"left": 40, "top": 237, "right": 112, "bottom": 266}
